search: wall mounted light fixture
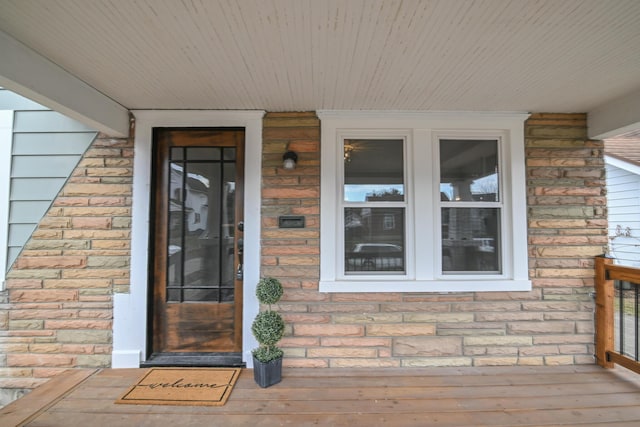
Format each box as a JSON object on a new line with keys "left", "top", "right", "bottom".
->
{"left": 282, "top": 150, "right": 298, "bottom": 170}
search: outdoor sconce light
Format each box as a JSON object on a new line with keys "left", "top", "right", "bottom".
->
{"left": 283, "top": 150, "right": 298, "bottom": 170}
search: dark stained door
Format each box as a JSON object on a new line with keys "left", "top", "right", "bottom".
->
{"left": 150, "top": 128, "right": 244, "bottom": 359}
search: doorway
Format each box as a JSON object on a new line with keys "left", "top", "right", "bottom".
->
{"left": 146, "top": 128, "right": 245, "bottom": 366}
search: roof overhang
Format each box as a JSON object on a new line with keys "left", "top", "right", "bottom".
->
{"left": 588, "top": 88, "right": 640, "bottom": 140}
{"left": 0, "top": 30, "right": 129, "bottom": 137}
{"left": 0, "top": 0, "right": 638, "bottom": 139}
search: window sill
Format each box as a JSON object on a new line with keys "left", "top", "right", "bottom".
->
{"left": 319, "top": 279, "right": 532, "bottom": 293}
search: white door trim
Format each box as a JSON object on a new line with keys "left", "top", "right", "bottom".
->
{"left": 112, "top": 110, "right": 264, "bottom": 368}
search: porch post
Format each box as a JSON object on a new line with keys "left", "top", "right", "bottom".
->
{"left": 594, "top": 256, "right": 614, "bottom": 368}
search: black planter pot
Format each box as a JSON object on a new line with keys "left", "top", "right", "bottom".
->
{"left": 253, "top": 356, "right": 282, "bottom": 388}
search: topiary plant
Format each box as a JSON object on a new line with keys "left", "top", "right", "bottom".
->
{"left": 251, "top": 277, "right": 285, "bottom": 364}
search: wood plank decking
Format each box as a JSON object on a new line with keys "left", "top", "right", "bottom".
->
{"left": 1, "top": 364, "right": 639, "bottom": 426}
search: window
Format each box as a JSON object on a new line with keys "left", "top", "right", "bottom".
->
{"left": 439, "top": 138, "right": 500, "bottom": 274}
{"left": 343, "top": 138, "right": 406, "bottom": 274}
{"left": 318, "top": 111, "right": 531, "bottom": 293}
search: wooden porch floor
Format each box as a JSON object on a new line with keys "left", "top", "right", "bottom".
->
{"left": 2, "top": 364, "right": 640, "bottom": 426}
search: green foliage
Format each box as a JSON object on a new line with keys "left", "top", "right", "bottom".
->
{"left": 256, "top": 277, "right": 284, "bottom": 305}
{"left": 252, "top": 346, "right": 284, "bottom": 363}
{"left": 251, "top": 311, "right": 285, "bottom": 346}
{"left": 252, "top": 277, "right": 285, "bottom": 363}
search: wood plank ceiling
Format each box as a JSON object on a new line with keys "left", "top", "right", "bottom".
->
{"left": 0, "top": 0, "right": 639, "bottom": 113}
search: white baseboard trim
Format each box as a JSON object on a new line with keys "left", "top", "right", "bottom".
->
{"left": 111, "top": 350, "right": 142, "bottom": 368}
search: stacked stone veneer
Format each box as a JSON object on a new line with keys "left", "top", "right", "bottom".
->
{"left": 262, "top": 112, "right": 605, "bottom": 368}
{"left": 0, "top": 131, "right": 132, "bottom": 393}
{"left": 0, "top": 111, "right": 605, "bottom": 396}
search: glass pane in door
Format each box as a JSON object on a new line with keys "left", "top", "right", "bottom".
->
{"left": 166, "top": 147, "right": 236, "bottom": 303}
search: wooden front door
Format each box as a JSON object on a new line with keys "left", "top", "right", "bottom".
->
{"left": 149, "top": 128, "right": 244, "bottom": 362}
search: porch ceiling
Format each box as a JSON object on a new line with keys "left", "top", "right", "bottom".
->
{"left": 0, "top": 0, "right": 639, "bottom": 136}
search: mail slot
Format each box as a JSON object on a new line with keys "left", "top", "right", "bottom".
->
{"left": 278, "top": 215, "right": 305, "bottom": 228}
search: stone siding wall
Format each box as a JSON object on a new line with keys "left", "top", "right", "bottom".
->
{"left": 0, "top": 130, "right": 133, "bottom": 393}
{"left": 0, "top": 111, "right": 605, "bottom": 396}
{"left": 262, "top": 112, "right": 605, "bottom": 368}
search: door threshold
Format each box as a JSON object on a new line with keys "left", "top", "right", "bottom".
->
{"left": 141, "top": 352, "right": 245, "bottom": 368}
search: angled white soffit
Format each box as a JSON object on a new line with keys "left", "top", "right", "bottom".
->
{"left": 0, "top": 30, "right": 129, "bottom": 137}
{"left": 588, "top": 88, "right": 640, "bottom": 140}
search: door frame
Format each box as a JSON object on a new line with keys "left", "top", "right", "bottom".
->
{"left": 112, "top": 110, "right": 264, "bottom": 369}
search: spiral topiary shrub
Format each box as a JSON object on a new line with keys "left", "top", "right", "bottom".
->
{"left": 251, "top": 277, "right": 285, "bottom": 387}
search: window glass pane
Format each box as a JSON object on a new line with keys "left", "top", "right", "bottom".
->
{"left": 168, "top": 160, "right": 185, "bottom": 291}
{"left": 166, "top": 156, "right": 236, "bottom": 303}
{"left": 182, "top": 161, "right": 221, "bottom": 289}
{"left": 442, "top": 208, "right": 500, "bottom": 273}
{"left": 344, "top": 139, "right": 404, "bottom": 202}
{"left": 345, "top": 207, "right": 405, "bottom": 273}
{"left": 440, "top": 139, "right": 499, "bottom": 202}
{"left": 186, "top": 147, "right": 221, "bottom": 161}
{"left": 223, "top": 148, "right": 236, "bottom": 160}
{"left": 170, "top": 147, "right": 183, "bottom": 160}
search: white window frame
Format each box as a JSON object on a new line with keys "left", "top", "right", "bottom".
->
{"left": 318, "top": 111, "right": 531, "bottom": 293}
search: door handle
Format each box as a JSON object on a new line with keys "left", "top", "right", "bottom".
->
{"left": 236, "top": 263, "right": 243, "bottom": 281}
{"left": 236, "top": 222, "right": 244, "bottom": 280}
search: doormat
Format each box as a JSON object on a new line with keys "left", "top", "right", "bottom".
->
{"left": 115, "top": 367, "right": 241, "bottom": 406}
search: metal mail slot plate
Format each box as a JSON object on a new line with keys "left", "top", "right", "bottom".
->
{"left": 278, "top": 215, "right": 305, "bottom": 228}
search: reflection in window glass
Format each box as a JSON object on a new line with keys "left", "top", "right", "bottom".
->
{"left": 166, "top": 147, "right": 236, "bottom": 302}
{"left": 186, "top": 147, "right": 221, "bottom": 161}
{"left": 440, "top": 139, "right": 499, "bottom": 202}
{"left": 344, "top": 207, "right": 405, "bottom": 273}
{"left": 171, "top": 147, "right": 184, "bottom": 160}
{"left": 441, "top": 208, "right": 500, "bottom": 274}
{"left": 223, "top": 148, "right": 236, "bottom": 160}
{"left": 344, "top": 139, "right": 404, "bottom": 202}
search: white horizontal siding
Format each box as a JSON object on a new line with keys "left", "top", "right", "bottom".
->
{"left": 13, "top": 110, "right": 95, "bottom": 132}
{"left": 1, "top": 91, "right": 97, "bottom": 271}
{"left": 10, "top": 178, "right": 67, "bottom": 200}
{"left": 610, "top": 207, "right": 640, "bottom": 218}
{"left": 606, "top": 163, "right": 640, "bottom": 265}
{"left": 12, "top": 155, "right": 82, "bottom": 178}
{"left": 13, "top": 132, "right": 99, "bottom": 154}
{"left": 7, "top": 223, "right": 35, "bottom": 246}
{"left": 607, "top": 175, "right": 640, "bottom": 190}
{"left": 9, "top": 201, "right": 52, "bottom": 222}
